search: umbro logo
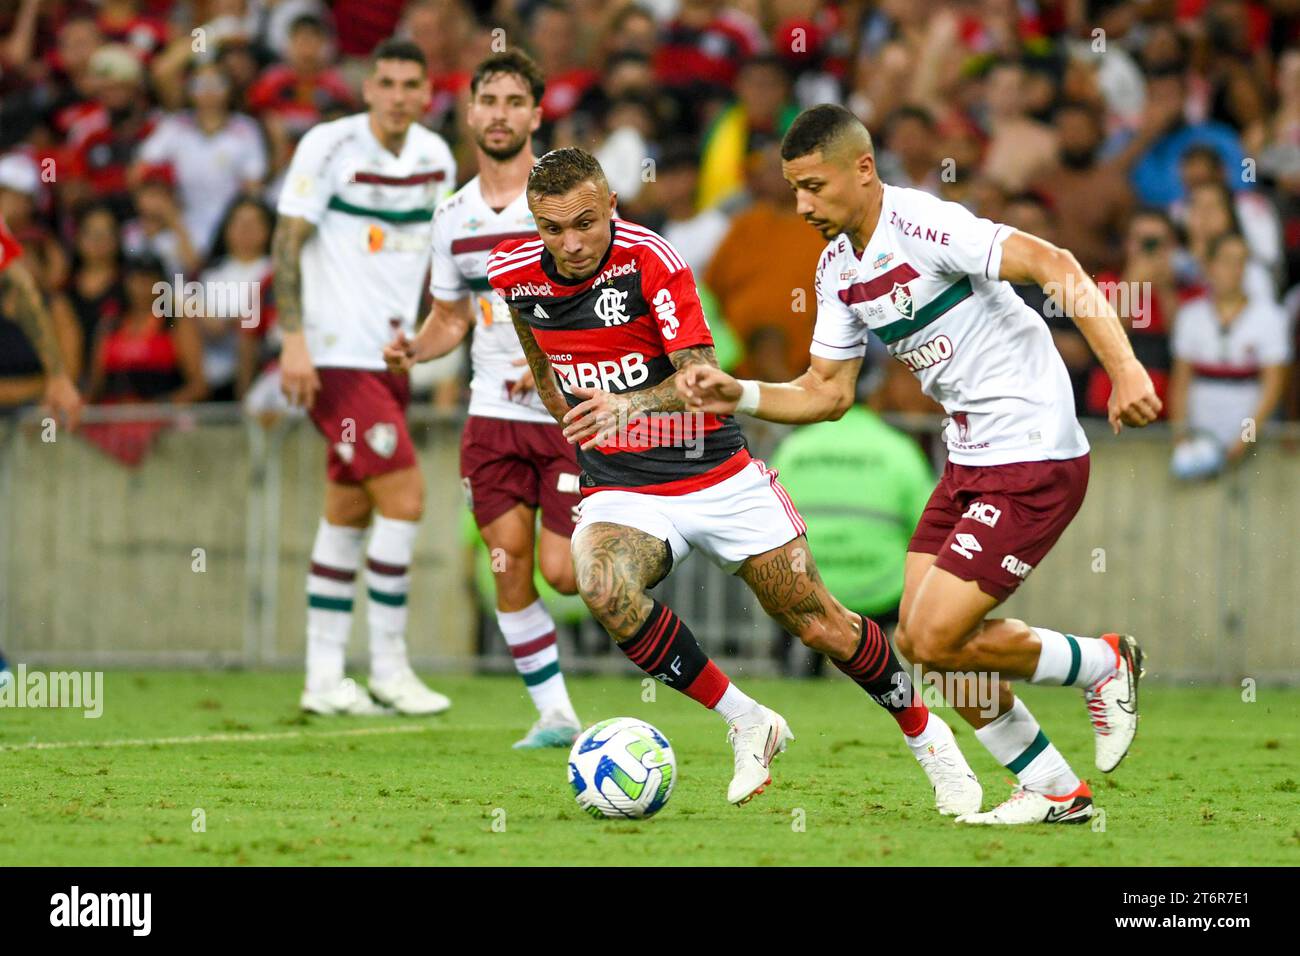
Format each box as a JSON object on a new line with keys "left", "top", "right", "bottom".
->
{"left": 950, "top": 533, "right": 982, "bottom": 560}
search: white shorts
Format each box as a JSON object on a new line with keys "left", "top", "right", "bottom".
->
{"left": 573, "top": 459, "right": 808, "bottom": 574}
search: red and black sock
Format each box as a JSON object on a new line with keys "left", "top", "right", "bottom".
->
{"left": 616, "top": 600, "right": 729, "bottom": 708}
{"left": 833, "top": 615, "right": 929, "bottom": 737}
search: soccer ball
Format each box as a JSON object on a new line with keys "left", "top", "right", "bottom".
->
{"left": 568, "top": 717, "right": 676, "bottom": 819}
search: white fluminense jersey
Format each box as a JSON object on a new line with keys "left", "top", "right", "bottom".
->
{"left": 276, "top": 113, "right": 456, "bottom": 370}
{"left": 811, "top": 184, "right": 1089, "bottom": 465}
{"left": 429, "top": 177, "right": 551, "bottom": 423}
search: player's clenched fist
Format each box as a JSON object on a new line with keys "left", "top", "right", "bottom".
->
{"left": 382, "top": 328, "right": 419, "bottom": 374}
{"left": 677, "top": 365, "right": 741, "bottom": 415}
{"left": 1107, "top": 359, "right": 1162, "bottom": 434}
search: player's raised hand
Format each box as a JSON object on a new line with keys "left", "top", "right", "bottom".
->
{"left": 279, "top": 331, "right": 320, "bottom": 409}
{"left": 1107, "top": 359, "right": 1162, "bottom": 434}
{"left": 383, "top": 328, "right": 417, "bottom": 374}
{"left": 563, "top": 385, "right": 626, "bottom": 450}
{"left": 677, "top": 365, "right": 742, "bottom": 415}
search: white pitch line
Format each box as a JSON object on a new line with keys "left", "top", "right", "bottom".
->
{"left": 0, "top": 723, "right": 439, "bottom": 752}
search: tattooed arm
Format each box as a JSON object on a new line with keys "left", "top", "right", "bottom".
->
{"left": 562, "top": 345, "right": 718, "bottom": 448}
{"left": 0, "top": 261, "right": 82, "bottom": 426}
{"left": 271, "top": 215, "right": 320, "bottom": 408}
{"left": 509, "top": 305, "right": 569, "bottom": 422}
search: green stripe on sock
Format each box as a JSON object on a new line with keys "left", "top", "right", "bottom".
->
{"left": 1064, "top": 634, "right": 1082, "bottom": 686}
{"left": 367, "top": 588, "right": 407, "bottom": 607}
{"left": 308, "top": 594, "right": 353, "bottom": 612}
{"left": 1006, "top": 730, "right": 1050, "bottom": 774}
{"left": 521, "top": 661, "right": 560, "bottom": 687}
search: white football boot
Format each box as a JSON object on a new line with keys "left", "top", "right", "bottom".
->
{"left": 513, "top": 709, "right": 583, "bottom": 749}
{"left": 300, "top": 677, "right": 391, "bottom": 716}
{"left": 1085, "top": 633, "right": 1145, "bottom": 772}
{"left": 957, "top": 781, "right": 1094, "bottom": 825}
{"left": 368, "top": 668, "right": 452, "bottom": 715}
{"left": 726, "top": 705, "right": 794, "bottom": 804}
{"left": 911, "top": 714, "right": 983, "bottom": 816}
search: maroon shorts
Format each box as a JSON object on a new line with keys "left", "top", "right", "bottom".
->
{"left": 308, "top": 368, "right": 416, "bottom": 484}
{"left": 460, "top": 415, "right": 581, "bottom": 537}
{"left": 908, "top": 454, "right": 1090, "bottom": 602}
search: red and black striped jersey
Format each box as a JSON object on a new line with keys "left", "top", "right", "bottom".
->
{"left": 487, "top": 219, "right": 749, "bottom": 496}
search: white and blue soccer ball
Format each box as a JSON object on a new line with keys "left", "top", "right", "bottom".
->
{"left": 568, "top": 717, "right": 676, "bottom": 819}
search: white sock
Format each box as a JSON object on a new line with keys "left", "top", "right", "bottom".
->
{"left": 712, "top": 682, "right": 759, "bottom": 724}
{"left": 497, "top": 599, "right": 574, "bottom": 716}
{"left": 975, "top": 697, "right": 1080, "bottom": 796}
{"left": 306, "top": 520, "right": 364, "bottom": 693}
{"left": 1030, "top": 627, "right": 1118, "bottom": 687}
{"left": 904, "top": 710, "right": 946, "bottom": 752}
{"left": 366, "top": 515, "right": 418, "bottom": 683}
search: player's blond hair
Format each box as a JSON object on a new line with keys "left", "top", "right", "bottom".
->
{"left": 527, "top": 148, "right": 610, "bottom": 200}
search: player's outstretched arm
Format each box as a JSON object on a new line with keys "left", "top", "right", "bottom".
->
{"left": 509, "top": 305, "right": 568, "bottom": 422}
{"left": 677, "top": 353, "right": 862, "bottom": 425}
{"left": 998, "top": 230, "right": 1161, "bottom": 434}
{"left": 383, "top": 297, "right": 473, "bottom": 373}
{"left": 271, "top": 214, "right": 320, "bottom": 408}
{"left": 562, "top": 346, "right": 717, "bottom": 449}
{"left": 0, "top": 260, "right": 82, "bottom": 428}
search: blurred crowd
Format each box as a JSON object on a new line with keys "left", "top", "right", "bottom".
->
{"left": 2, "top": 0, "right": 1300, "bottom": 474}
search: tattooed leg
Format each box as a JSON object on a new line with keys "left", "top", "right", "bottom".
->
{"left": 573, "top": 521, "right": 736, "bottom": 711}
{"left": 741, "top": 536, "right": 929, "bottom": 734}
{"left": 738, "top": 536, "right": 859, "bottom": 659}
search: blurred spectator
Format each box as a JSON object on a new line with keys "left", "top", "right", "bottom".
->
{"left": 877, "top": 106, "right": 941, "bottom": 196}
{"left": 197, "top": 196, "right": 274, "bottom": 401}
{"left": 0, "top": 229, "right": 81, "bottom": 413}
{"left": 332, "top": 0, "right": 408, "bottom": 59}
{"left": 1180, "top": 179, "right": 1275, "bottom": 301}
{"left": 644, "top": 146, "right": 729, "bottom": 277}
{"left": 96, "top": 0, "right": 169, "bottom": 63}
{"left": 246, "top": 14, "right": 355, "bottom": 174}
{"left": 1125, "top": 47, "right": 1246, "bottom": 207}
{"left": 50, "top": 203, "right": 127, "bottom": 378}
{"left": 980, "top": 59, "right": 1058, "bottom": 193}
{"left": 59, "top": 43, "right": 157, "bottom": 209}
{"left": 705, "top": 142, "right": 823, "bottom": 380}
{"left": 398, "top": 0, "right": 473, "bottom": 137}
{"left": 1168, "top": 232, "right": 1290, "bottom": 476}
{"left": 1084, "top": 208, "right": 1202, "bottom": 420}
{"left": 0, "top": 152, "right": 67, "bottom": 293}
{"left": 121, "top": 172, "right": 200, "bottom": 278}
{"left": 653, "top": 0, "right": 764, "bottom": 99}
{"left": 583, "top": 94, "right": 655, "bottom": 209}
{"left": 1030, "top": 101, "right": 1132, "bottom": 276}
{"left": 699, "top": 54, "right": 799, "bottom": 210}
{"left": 132, "top": 62, "right": 267, "bottom": 258}
{"left": 531, "top": 2, "right": 601, "bottom": 124}
{"left": 88, "top": 253, "right": 206, "bottom": 404}
{"left": 1173, "top": 143, "right": 1283, "bottom": 288}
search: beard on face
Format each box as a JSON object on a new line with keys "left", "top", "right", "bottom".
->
{"left": 476, "top": 126, "right": 528, "bottom": 161}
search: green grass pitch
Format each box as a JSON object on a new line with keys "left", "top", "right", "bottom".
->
{"left": 1, "top": 672, "right": 1296, "bottom": 866}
